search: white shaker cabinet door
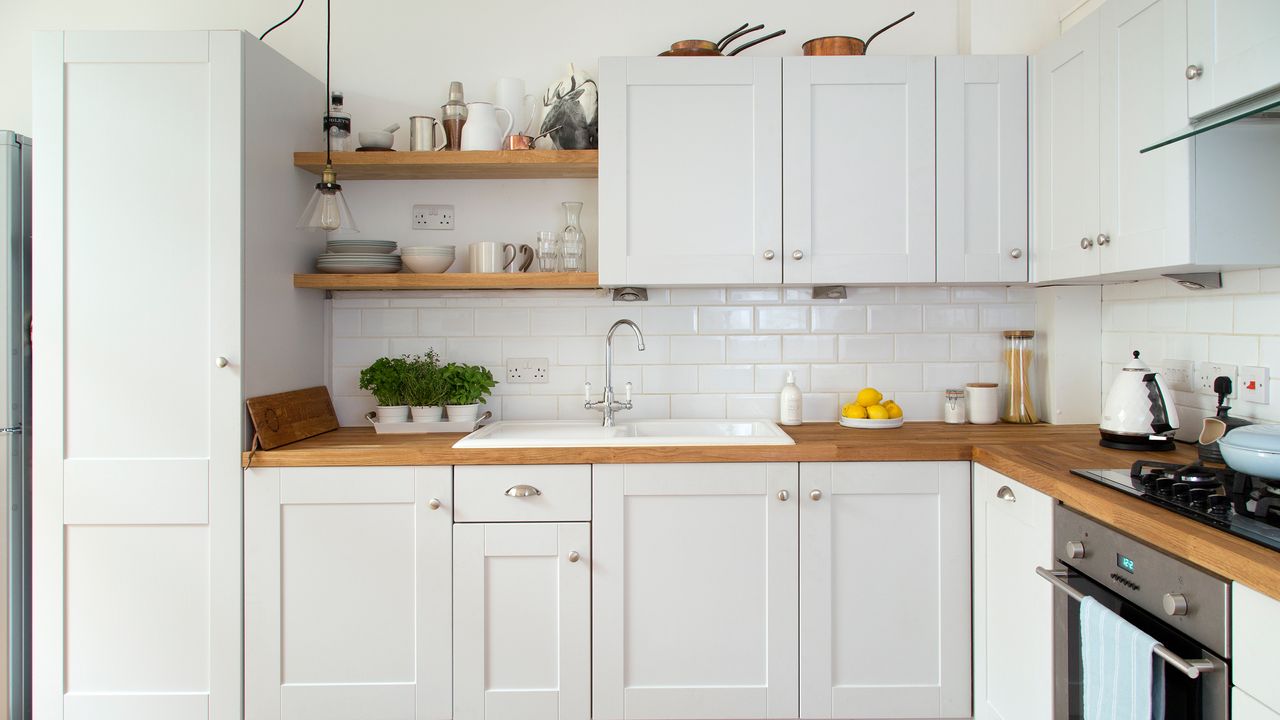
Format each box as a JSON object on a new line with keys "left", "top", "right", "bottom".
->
{"left": 1187, "top": 0, "right": 1280, "bottom": 117}
{"left": 936, "top": 55, "right": 1028, "bottom": 283}
{"left": 1033, "top": 13, "right": 1102, "bottom": 283}
{"left": 244, "top": 466, "right": 453, "bottom": 720}
{"left": 592, "top": 463, "right": 799, "bottom": 720}
{"left": 1098, "top": 0, "right": 1194, "bottom": 274}
{"left": 598, "top": 57, "right": 782, "bottom": 286}
{"left": 1235, "top": 688, "right": 1280, "bottom": 720}
{"left": 972, "top": 465, "right": 1055, "bottom": 720}
{"left": 799, "top": 462, "right": 971, "bottom": 719}
{"left": 453, "top": 522, "right": 590, "bottom": 720}
{"left": 783, "top": 56, "right": 936, "bottom": 285}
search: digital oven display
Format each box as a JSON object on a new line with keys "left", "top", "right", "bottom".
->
{"left": 1116, "top": 554, "right": 1136, "bottom": 574}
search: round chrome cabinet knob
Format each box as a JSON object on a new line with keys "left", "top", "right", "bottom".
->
{"left": 777, "top": 490, "right": 790, "bottom": 502}
{"left": 1065, "top": 540, "right": 1086, "bottom": 559}
{"left": 763, "top": 250, "right": 776, "bottom": 261}
{"left": 1009, "top": 248, "right": 1023, "bottom": 259}
{"left": 1096, "top": 233, "right": 1111, "bottom": 246}
{"left": 568, "top": 551, "right": 581, "bottom": 563}
{"left": 1163, "top": 592, "right": 1189, "bottom": 616}
{"left": 810, "top": 489, "right": 823, "bottom": 501}
{"left": 427, "top": 498, "right": 442, "bottom": 510}
{"left": 1186, "top": 64, "right": 1203, "bottom": 80}
{"left": 215, "top": 356, "right": 230, "bottom": 368}
{"left": 1080, "top": 237, "right": 1094, "bottom": 250}
{"left": 792, "top": 250, "right": 804, "bottom": 260}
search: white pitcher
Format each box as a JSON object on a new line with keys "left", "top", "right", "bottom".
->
{"left": 460, "top": 102, "right": 513, "bottom": 151}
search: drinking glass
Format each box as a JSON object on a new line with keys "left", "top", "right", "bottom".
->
{"left": 560, "top": 231, "right": 584, "bottom": 272}
{"left": 536, "top": 231, "right": 560, "bottom": 272}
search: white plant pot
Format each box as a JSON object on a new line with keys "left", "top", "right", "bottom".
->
{"left": 375, "top": 405, "right": 410, "bottom": 423}
{"left": 446, "top": 403, "right": 481, "bottom": 422}
{"left": 410, "top": 405, "right": 444, "bottom": 422}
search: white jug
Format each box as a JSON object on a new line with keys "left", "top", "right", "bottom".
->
{"left": 460, "top": 102, "right": 513, "bottom": 151}
{"left": 494, "top": 78, "right": 536, "bottom": 136}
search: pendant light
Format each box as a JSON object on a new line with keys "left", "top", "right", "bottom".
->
{"left": 297, "top": 0, "right": 359, "bottom": 232}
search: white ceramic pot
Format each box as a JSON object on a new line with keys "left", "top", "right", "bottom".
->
{"left": 376, "top": 405, "right": 410, "bottom": 423}
{"left": 446, "top": 403, "right": 481, "bottom": 422}
{"left": 965, "top": 384, "right": 1000, "bottom": 425}
{"left": 410, "top": 405, "right": 443, "bottom": 422}
{"left": 460, "top": 102, "right": 513, "bottom": 151}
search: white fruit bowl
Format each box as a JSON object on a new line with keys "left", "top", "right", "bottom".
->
{"left": 402, "top": 254, "right": 455, "bottom": 273}
{"left": 839, "top": 416, "right": 905, "bottom": 429}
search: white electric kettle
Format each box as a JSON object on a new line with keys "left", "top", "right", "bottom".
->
{"left": 1099, "top": 350, "right": 1180, "bottom": 451}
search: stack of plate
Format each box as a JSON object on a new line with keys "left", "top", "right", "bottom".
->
{"left": 325, "top": 239, "right": 397, "bottom": 254}
{"left": 316, "top": 253, "right": 402, "bottom": 274}
{"left": 401, "top": 245, "right": 456, "bottom": 274}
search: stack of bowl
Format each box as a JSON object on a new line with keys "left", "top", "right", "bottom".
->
{"left": 400, "top": 245, "right": 456, "bottom": 274}
{"left": 316, "top": 239, "right": 402, "bottom": 274}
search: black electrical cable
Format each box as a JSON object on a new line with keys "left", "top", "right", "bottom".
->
{"left": 325, "top": 0, "right": 331, "bottom": 166}
{"left": 259, "top": 0, "right": 305, "bottom": 41}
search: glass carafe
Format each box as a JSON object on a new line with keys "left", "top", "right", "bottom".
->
{"left": 1001, "top": 330, "right": 1038, "bottom": 423}
{"left": 561, "top": 201, "right": 585, "bottom": 272}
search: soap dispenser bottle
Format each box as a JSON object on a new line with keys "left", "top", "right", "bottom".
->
{"left": 780, "top": 371, "right": 803, "bottom": 426}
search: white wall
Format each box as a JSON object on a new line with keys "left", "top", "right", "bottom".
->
{"left": 1101, "top": 269, "right": 1280, "bottom": 439}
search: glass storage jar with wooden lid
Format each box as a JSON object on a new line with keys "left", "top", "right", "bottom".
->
{"left": 1002, "top": 330, "right": 1038, "bottom": 423}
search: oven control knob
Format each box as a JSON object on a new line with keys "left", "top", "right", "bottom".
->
{"left": 1065, "top": 540, "right": 1086, "bottom": 560}
{"left": 1163, "top": 592, "right": 1189, "bottom": 617}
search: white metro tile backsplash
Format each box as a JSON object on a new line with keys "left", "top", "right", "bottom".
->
{"left": 329, "top": 286, "right": 1037, "bottom": 425}
{"left": 1100, "top": 268, "right": 1280, "bottom": 431}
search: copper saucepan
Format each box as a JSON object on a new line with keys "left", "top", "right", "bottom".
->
{"left": 660, "top": 23, "right": 787, "bottom": 56}
{"left": 802, "top": 11, "right": 915, "bottom": 56}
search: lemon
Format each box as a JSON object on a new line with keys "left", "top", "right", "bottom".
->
{"left": 866, "top": 404, "right": 890, "bottom": 420}
{"left": 842, "top": 403, "right": 868, "bottom": 419}
{"left": 855, "top": 387, "right": 883, "bottom": 407}
{"left": 883, "top": 400, "right": 904, "bottom": 419}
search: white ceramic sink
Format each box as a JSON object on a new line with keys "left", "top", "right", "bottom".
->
{"left": 452, "top": 420, "right": 795, "bottom": 448}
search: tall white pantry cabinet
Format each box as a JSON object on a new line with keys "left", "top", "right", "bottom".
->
{"left": 32, "top": 31, "right": 325, "bottom": 720}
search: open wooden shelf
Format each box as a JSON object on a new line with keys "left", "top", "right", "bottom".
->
{"left": 293, "top": 150, "right": 598, "bottom": 180}
{"left": 294, "top": 272, "right": 601, "bottom": 291}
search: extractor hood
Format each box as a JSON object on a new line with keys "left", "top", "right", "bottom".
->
{"left": 1141, "top": 91, "right": 1280, "bottom": 153}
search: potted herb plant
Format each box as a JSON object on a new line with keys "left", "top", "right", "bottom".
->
{"left": 441, "top": 362, "right": 497, "bottom": 422}
{"left": 404, "top": 350, "right": 448, "bottom": 422}
{"left": 359, "top": 356, "right": 410, "bottom": 423}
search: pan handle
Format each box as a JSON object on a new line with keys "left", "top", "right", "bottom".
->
{"left": 864, "top": 11, "right": 915, "bottom": 49}
{"left": 716, "top": 22, "right": 750, "bottom": 50}
{"left": 727, "top": 28, "right": 787, "bottom": 56}
{"left": 720, "top": 23, "right": 764, "bottom": 51}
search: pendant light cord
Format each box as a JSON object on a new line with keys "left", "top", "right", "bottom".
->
{"left": 325, "top": 0, "right": 331, "bottom": 167}
{"left": 259, "top": 0, "right": 305, "bottom": 41}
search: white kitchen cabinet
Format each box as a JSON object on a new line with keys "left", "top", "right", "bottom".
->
{"left": 1233, "top": 582, "right": 1280, "bottom": 715}
{"left": 1187, "top": 0, "right": 1280, "bottom": 117}
{"left": 1235, "top": 688, "right": 1280, "bottom": 720}
{"left": 972, "top": 465, "right": 1055, "bottom": 720}
{"left": 592, "top": 463, "right": 798, "bottom": 719}
{"left": 784, "top": 57, "right": 936, "bottom": 284}
{"left": 244, "top": 466, "right": 452, "bottom": 720}
{"left": 936, "top": 55, "right": 1029, "bottom": 283}
{"left": 453, "top": 522, "right": 589, "bottom": 720}
{"left": 1034, "top": 13, "right": 1102, "bottom": 282}
{"left": 33, "top": 31, "right": 323, "bottom": 720}
{"left": 598, "top": 57, "right": 782, "bottom": 286}
{"left": 799, "top": 461, "right": 971, "bottom": 719}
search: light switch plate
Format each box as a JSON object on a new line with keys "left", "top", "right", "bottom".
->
{"left": 1163, "top": 359, "right": 1193, "bottom": 392}
{"left": 1240, "top": 365, "right": 1270, "bottom": 404}
{"left": 413, "top": 204, "right": 454, "bottom": 230}
{"left": 506, "top": 358, "right": 549, "bottom": 384}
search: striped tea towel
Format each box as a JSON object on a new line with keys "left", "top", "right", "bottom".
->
{"left": 1080, "top": 595, "right": 1165, "bottom": 719}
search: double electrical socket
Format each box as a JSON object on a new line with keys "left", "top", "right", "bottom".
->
{"left": 412, "top": 204, "right": 454, "bottom": 230}
{"left": 1164, "top": 358, "right": 1271, "bottom": 404}
{"left": 506, "top": 357, "right": 549, "bottom": 384}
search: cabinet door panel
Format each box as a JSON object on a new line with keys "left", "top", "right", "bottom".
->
{"left": 1187, "top": 0, "right": 1280, "bottom": 117}
{"left": 784, "top": 57, "right": 935, "bottom": 284}
{"left": 593, "top": 463, "right": 798, "bottom": 720}
{"left": 936, "top": 56, "right": 1028, "bottom": 283}
{"left": 1099, "top": 0, "right": 1193, "bottom": 274}
{"left": 1034, "top": 14, "right": 1102, "bottom": 282}
{"left": 1234, "top": 688, "right": 1280, "bottom": 720}
{"left": 972, "top": 465, "right": 1054, "bottom": 720}
{"left": 599, "top": 57, "right": 782, "bottom": 285}
{"left": 454, "top": 522, "right": 589, "bottom": 720}
{"left": 800, "top": 462, "right": 970, "bottom": 719}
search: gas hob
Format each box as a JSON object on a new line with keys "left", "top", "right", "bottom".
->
{"left": 1072, "top": 460, "right": 1280, "bottom": 554}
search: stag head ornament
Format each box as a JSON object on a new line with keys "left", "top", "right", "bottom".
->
{"left": 538, "top": 64, "right": 598, "bottom": 150}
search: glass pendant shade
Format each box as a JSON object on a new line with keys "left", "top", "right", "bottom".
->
{"left": 297, "top": 173, "right": 358, "bottom": 232}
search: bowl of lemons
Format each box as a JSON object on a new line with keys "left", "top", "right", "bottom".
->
{"left": 839, "top": 387, "right": 904, "bottom": 429}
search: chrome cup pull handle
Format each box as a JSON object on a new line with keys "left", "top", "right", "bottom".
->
{"left": 996, "top": 486, "right": 1016, "bottom": 502}
{"left": 505, "top": 484, "right": 542, "bottom": 498}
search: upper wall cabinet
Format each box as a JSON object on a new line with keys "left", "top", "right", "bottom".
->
{"left": 783, "top": 56, "right": 936, "bottom": 284}
{"left": 600, "top": 56, "right": 1028, "bottom": 287}
{"left": 1187, "top": 0, "right": 1280, "bottom": 117}
{"left": 936, "top": 56, "right": 1029, "bottom": 283}
{"left": 598, "top": 57, "right": 782, "bottom": 286}
{"left": 1033, "top": 0, "right": 1280, "bottom": 283}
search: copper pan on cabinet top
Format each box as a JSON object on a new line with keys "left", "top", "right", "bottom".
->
{"left": 801, "top": 11, "right": 915, "bottom": 56}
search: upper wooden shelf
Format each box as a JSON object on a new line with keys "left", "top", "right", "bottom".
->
{"left": 293, "top": 150, "right": 598, "bottom": 180}
{"left": 294, "top": 272, "right": 601, "bottom": 291}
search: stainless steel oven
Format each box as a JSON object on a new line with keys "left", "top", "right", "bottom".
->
{"left": 1040, "top": 506, "right": 1230, "bottom": 719}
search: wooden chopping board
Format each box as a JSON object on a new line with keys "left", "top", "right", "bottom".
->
{"left": 246, "top": 386, "right": 339, "bottom": 450}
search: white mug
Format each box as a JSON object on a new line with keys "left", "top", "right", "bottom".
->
{"left": 965, "top": 383, "right": 1000, "bottom": 425}
{"left": 494, "top": 78, "right": 535, "bottom": 136}
{"left": 469, "top": 242, "right": 516, "bottom": 273}
{"left": 460, "top": 102, "right": 513, "bottom": 151}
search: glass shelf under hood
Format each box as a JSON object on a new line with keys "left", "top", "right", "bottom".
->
{"left": 1141, "top": 92, "right": 1280, "bottom": 153}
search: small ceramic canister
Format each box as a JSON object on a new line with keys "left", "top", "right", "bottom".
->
{"left": 965, "top": 383, "right": 1000, "bottom": 425}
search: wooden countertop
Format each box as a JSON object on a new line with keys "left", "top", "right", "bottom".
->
{"left": 244, "top": 422, "right": 1280, "bottom": 601}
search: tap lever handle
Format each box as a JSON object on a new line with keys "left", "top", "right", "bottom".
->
{"left": 584, "top": 381, "right": 592, "bottom": 402}
{"left": 624, "top": 382, "right": 632, "bottom": 403}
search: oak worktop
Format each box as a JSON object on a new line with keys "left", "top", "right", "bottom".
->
{"left": 243, "top": 422, "right": 1280, "bottom": 601}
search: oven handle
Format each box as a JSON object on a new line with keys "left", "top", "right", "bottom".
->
{"left": 1035, "top": 567, "right": 1218, "bottom": 680}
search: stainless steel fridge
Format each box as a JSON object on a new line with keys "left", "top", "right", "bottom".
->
{"left": 1, "top": 130, "right": 31, "bottom": 720}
